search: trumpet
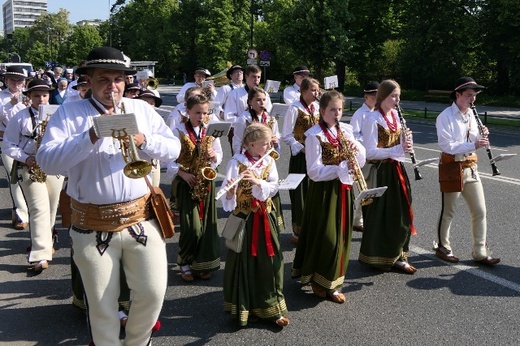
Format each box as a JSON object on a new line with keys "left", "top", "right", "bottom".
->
{"left": 110, "top": 92, "right": 153, "bottom": 178}
{"left": 471, "top": 103, "right": 500, "bottom": 176}
{"left": 396, "top": 104, "right": 422, "bottom": 180}
{"left": 215, "top": 148, "right": 275, "bottom": 200}
{"left": 146, "top": 78, "right": 159, "bottom": 90}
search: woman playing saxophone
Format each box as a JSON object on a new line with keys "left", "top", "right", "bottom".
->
{"left": 2, "top": 79, "right": 64, "bottom": 272}
{"left": 166, "top": 94, "right": 223, "bottom": 282}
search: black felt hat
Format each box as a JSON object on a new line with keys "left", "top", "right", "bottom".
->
{"left": 226, "top": 65, "right": 244, "bottom": 80}
{"left": 363, "top": 81, "right": 379, "bottom": 94}
{"left": 450, "top": 77, "right": 485, "bottom": 100}
{"left": 136, "top": 89, "right": 163, "bottom": 107}
{"left": 72, "top": 76, "right": 88, "bottom": 90}
{"left": 22, "top": 79, "right": 52, "bottom": 95}
{"left": 75, "top": 47, "right": 137, "bottom": 75}
{"left": 124, "top": 82, "right": 141, "bottom": 92}
{"left": 4, "top": 66, "right": 28, "bottom": 79}
{"left": 293, "top": 65, "right": 312, "bottom": 76}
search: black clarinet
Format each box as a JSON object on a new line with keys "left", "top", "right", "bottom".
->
{"left": 396, "top": 105, "right": 423, "bottom": 180}
{"left": 470, "top": 103, "right": 500, "bottom": 176}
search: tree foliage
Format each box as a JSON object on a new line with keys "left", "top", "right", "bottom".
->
{"left": 1, "top": 0, "right": 520, "bottom": 95}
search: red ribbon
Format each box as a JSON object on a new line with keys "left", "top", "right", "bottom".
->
{"left": 395, "top": 163, "right": 417, "bottom": 235}
{"left": 250, "top": 199, "right": 275, "bottom": 257}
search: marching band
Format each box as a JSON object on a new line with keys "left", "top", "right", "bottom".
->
{"left": 0, "top": 46, "right": 507, "bottom": 344}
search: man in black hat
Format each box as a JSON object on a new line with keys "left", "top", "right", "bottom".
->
{"left": 0, "top": 66, "right": 29, "bottom": 230}
{"left": 349, "top": 81, "right": 379, "bottom": 232}
{"left": 176, "top": 67, "right": 216, "bottom": 103}
{"left": 283, "top": 65, "right": 312, "bottom": 105}
{"left": 37, "top": 46, "right": 180, "bottom": 345}
{"left": 215, "top": 64, "right": 244, "bottom": 119}
{"left": 434, "top": 76, "right": 500, "bottom": 266}
{"left": 2, "top": 79, "right": 63, "bottom": 273}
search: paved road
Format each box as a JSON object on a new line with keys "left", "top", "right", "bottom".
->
{"left": 1, "top": 87, "right": 519, "bottom": 345}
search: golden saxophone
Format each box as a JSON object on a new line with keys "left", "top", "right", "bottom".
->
{"left": 29, "top": 114, "right": 51, "bottom": 183}
{"left": 337, "top": 122, "right": 372, "bottom": 206}
{"left": 191, "top": 134, "right": 217, "bottom": 201}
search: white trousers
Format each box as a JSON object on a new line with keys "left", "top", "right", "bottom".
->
{"left": 437, "top": 166, "right": 488, "bottom": 260}
{"left": 18, "top": 166, "right": 63, "bottom": 262}
{"left": 71, "top": 220, "right": 167, "bottom": 346}
{"left": 1, "top": 152, "right": 29, "bottom": 223}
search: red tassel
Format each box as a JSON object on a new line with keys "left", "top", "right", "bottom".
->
{"left": 152, "top": 320, "right": 161, "bottom": 332}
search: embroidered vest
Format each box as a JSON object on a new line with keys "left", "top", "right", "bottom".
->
{"left": 234, "top": 161, "right": 273, "bottom": 215}
{"left": 293, "top": 108, "right": 319, "bottom": 144}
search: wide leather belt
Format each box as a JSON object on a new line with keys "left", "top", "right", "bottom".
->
{"left": 71, "top": 193, "right": 153, "bottom": 232}
{"left": 440, "top": 152, "right": 477, "bottom": 169}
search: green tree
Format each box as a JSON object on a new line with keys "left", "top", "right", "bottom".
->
{"left": 62, "top": 24, "right": 103, "bottom": 66}
{"left": 30, "top": 9, "right": 72, "bottom": 63}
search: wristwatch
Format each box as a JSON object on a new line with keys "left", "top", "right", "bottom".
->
{"left": 138, "top": 135, "right": 147, "bottom": 150}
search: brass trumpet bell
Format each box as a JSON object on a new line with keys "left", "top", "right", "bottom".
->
{"left": 124, "top": 160, "right": 153, "bottom": 179}
{"left": 269, "top": 150, "right": 280, "bottom": 160}
{"left": 146, "top": 78, "right": 159, "bottom": 90}
{"left": 201, "top": 167, "right": 217, "bottom": 180}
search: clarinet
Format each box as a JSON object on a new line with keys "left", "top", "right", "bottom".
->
{"left": 396, "top": 105, "right": 423, "bottom": 180}
{"left": 470, "top": 103, "right": 500, "bottom": 176}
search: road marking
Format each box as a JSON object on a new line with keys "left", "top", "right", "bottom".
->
{"left": 411, "top": 245, "right": 520, "bottom": 293}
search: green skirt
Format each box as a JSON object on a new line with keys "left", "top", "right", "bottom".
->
{"left": 223, "top": 210, "right": 287, "bottom": 327}
{"left": 175, "top": 177, "right": 220, "bottom": 273}
{"left": 292, "top": 179, "right": 353, "bottom": 291}
{"left": 288, "top": 151, "right": 309, "bottom": 236}
{"left": 359, "top": 161, "right": 413, "bottom": 269}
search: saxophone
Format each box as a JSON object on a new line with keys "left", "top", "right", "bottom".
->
{"left": 337, "top": 123, "right": 372, "bottom": 206}
{"left": 191, "top": 135, "right": 217, "bottom": 201}
{"left": 29, "top": 115, "right": 50, "bottom": 183}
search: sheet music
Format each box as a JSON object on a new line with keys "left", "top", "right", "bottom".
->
{"left": 355, "top": 186, "right": 387, "bottom": 206}
{"left": 93, "top": 113, "right": 139, "bottom": 138}
{"left": 270, "top": 103, "right": 289, "bottom": 119}
{"left": 278, "top": 174, "right": 306, "bottom": 190}
{"left": 265, "top": 80, "right": 281, "bottom": 94}
{"left": 38, "top": 104, "right": 60, "bottom": 121}
{"left": 206, "top": 122, "right": 232, "bottom": 138}
{"left": 208, "top": 101, "right": 220, "bottom": 115}
{"left": 203, "top": 80, "right": 215, "bottom": 88}
{"left": 324, "top": 75, "right": 339, "bottom": 90}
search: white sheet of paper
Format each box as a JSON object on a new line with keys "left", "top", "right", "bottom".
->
{"left": 265, "top": 80, "right": 281, "bottom": 94}
{"left": 270, "top": 103, "right": 289, "bottom": 119}
{"left": 206, "top": 121, "right": 232, "bottom": 138}
{"left": 93, "top": 113, "right": 139, "bottom": 138}
{"left": 490, "top": 153, "right": 517, "bottom": 163}
{"left": 324, "top": 75, "right": 339, "bottom": 90}
{"left": 38, "top": 104, "right": 60, "bottom": 121}
{"left": 209, "top": 101, "right": 220, "bottom": 115}
{"left": 355, "top": 186, "right": 387, "bottom": 206}
{"left": 278, "top": 173, "right": 306, "bottom": 190}
{"left": 413, "top": 157, "right": 438, "bottom": 167}
{"left": 203, "top": 80, "right": 214, "bottom": 88}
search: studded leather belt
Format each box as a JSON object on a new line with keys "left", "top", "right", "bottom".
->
{"left": 71, "top": 194, "right": 153, "bottom": 232}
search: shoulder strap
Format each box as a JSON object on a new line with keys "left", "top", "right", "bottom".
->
{"left": 88, "top": 98, "right": 105, "bottom": 115}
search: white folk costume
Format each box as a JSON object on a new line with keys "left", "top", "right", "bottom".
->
{"left": 37, "top": 95, "right": 180, "bottom": 345}
{"left": 168, "top": 120, "right": 223, "bottom": 276}
{"left": 281, "top": 98, "right": 319, "bottom": 238}
{"left": 2, "top": 105, "right": 63, "bottom": 266}
{"left": 283, "top": 82, "right": 300, "bottom": 105}
{"left": 232, "top": 109, "right": 281, "bottom": 155}
{"left": 177, "top": 81, "right": 217, "bottom": 104}
{"left": 223, "top": 86, "right": 273, "bottom": 123}
{"left": 0, "top": 88, "right": 29, "bottom": 226}
{"left": 292, "top": 122, "right": 365, "bottom": 292}
{"left": 219, "top": 152, "right": 287, "bottom": 326}
{"left": 436, "top": 102, "right": 491, "bottom": 261}
{"left": 215, "top": 82, "right": 241, "bottom": 116}
{"left": 350, "top": 102, "right": 372, "bottom": 143}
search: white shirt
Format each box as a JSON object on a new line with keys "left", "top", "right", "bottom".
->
{"left": 0, "top": 88, "right": 23, "bottom": 131}
{"left": 67, "top": 79, "right": 79, "bottom": 99}
{"left": 281, "top": 99, "right": 319, "bottom": 156}
{"left": 215, "top": 82, "right": 241, "bottom": 115}
{"left": 223, "top": 86, "right": 272, "bottom": 124}
{"left": 361, "top": 109, "right": 405, "bottom": 162}
{"left": 350, "top": 103, "right": 372, "bottom": 143}
{"left": 283, "top": 83, "right": 300, "bottom": 105}
{"left": 304, "top": 122, "right": 365, "bottom": 185}
{"left": 167, "top": 103, "right": 187, "bottom": 130}
{"left": 166, "top": 122, "right": 223, "bottom": 180}
{"left": 219, "top": 153, "right": 279, "bottom": 212}
{"left": 176, "top": 82, "right": 217, "bottom": 104}
{"left": 36, "top": 97, "right": 180, "bottom": 205}
{"left": 232, "top": 110, "right": 281, "bottom": 155}
{"left": 2, "top": 106, "right": 42, "bottom": 163}
{"left": 436, "top": 102, "right": 480, "bottom": 155}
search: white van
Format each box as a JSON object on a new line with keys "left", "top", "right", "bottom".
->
{"left": 0, "top": 62, "right": 35, "bottom": 76}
